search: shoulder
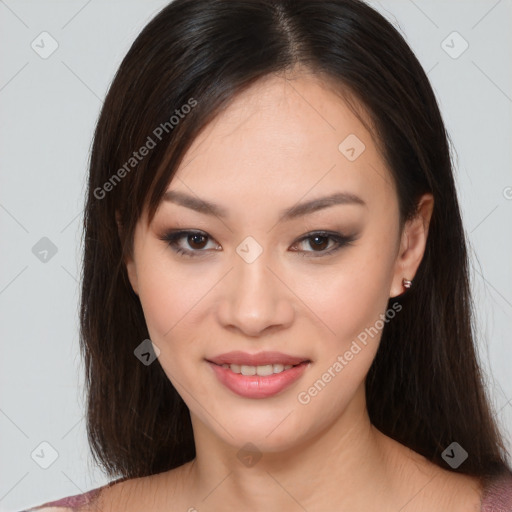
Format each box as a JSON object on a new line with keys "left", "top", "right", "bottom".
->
{"left": 96, "top": 462, "right": 195, "bottom": 511}
{"left": 21, "top": 477, "right": 128, "bottom": 512}
{"left": 378, "top": 430, "right": 483, "bottom": 511}
{"left": 481, "top": 470, "right": 512, "bottom": 512}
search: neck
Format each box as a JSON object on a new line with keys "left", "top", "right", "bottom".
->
{"left": 184, "top": 384, "right": 395, "bottom": 511}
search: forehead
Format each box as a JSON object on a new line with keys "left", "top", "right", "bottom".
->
{"left": 166, "top": 72, "right": 396, "bottom": 217}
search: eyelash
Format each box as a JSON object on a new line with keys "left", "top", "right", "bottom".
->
{"left": 158, "top": 229, "right": 356, "bottom": 259}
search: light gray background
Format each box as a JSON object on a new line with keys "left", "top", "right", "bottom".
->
{"left": 1, "top": 1, "right": 511, "bottom": 510}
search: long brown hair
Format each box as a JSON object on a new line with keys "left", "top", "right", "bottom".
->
{"left": 80, "top": 0, "right": 510, "bottom": 482}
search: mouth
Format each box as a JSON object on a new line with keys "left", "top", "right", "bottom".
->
{"left": 205, "top": 351, "right": 311, "bottom": 399}
{"left": 206, "top": 350, "right": 311, "bottom": 371}
{"left": 210, "top": 361, "right": 308, "bottom": 376}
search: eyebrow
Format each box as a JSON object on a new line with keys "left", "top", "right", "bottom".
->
{"left": 162, "top": 190, "right": 366, "bottom": 222}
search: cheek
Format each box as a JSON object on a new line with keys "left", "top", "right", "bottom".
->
{"left": 293, "top": 263, "right": 392, "bottom": 416}
{"left": 136, "top": 254, "right": 213, "bottom": 340}
{"left": 293, "top": 250, "right": 395, "bottom": 348}
{"left": 134, "top": 252, "right": 223, "bottom": 390}
{"left": 135, "top": 261, "right": 199, "bottom": 390}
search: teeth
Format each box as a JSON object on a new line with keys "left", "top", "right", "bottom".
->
{"left": 221, "top": 363, "right": 295, "bottom": 375}
{"left": 254, "top": 364, "right": 273, "bottom": 376}
{"left": 272, "top": 364, "right": 284, "bottom": 373}
{"left": 241, "top": 365, "right": 256, "bottom": 376}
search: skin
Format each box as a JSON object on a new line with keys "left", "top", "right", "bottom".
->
{"left": 99, "top": 70, "right": 483, "bottom": 511}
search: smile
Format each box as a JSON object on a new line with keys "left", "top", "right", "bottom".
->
{"left": 219, "top": 362, "right": 295, "bottom": 376}
{"left": 205, "top": 350, "right": 312, "bottom": 398}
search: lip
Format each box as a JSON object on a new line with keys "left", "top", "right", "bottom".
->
{"left": 206, "top": 351, "right": 309, "bottom": 366}
{"left": 206, "top": 353, "right": 311, "bottom": 399}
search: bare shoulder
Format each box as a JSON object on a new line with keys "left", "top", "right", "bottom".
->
{"left": 398, "top": 460, "right": 483, "bottom": 511}
{"left": 377, "top": 430, "right": 483, "bottom": 511}
{"left": 431, "top": 467, "right": 483, "bottom": 512}
{"left": 92, "top": 462, "right": 194, "bottom": 512}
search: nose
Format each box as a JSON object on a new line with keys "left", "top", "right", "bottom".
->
{"left": 216, "top": 252, "right": 295, "bottom": 337}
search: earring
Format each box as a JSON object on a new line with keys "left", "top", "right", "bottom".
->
{"left": 402, "top": 278, "right": 412, "bottom": 289}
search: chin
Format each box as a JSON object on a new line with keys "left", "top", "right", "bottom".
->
{"left": 193, "top": 403, "right": 313, "bottom": 453}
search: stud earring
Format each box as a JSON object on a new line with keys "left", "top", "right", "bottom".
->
{"left": 402, "top": 278, "right": 412, "bottom": 289}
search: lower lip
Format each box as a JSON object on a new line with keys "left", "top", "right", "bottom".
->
{"left": 207, "top": 361, "right": 309, "bottom": 399}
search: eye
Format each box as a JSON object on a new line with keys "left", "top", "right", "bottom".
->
{"left": 159, "top": 230, "right": 220, "bottom": 257}
{"left": 159, "top": 229, "right": 356, "bottom": 259}
{"left": 290, "top": 231, "right": 356, "bottom": 257}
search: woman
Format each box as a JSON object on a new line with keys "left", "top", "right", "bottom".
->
{"left": 23, "top": 0, "right": 512, "bottom": 510}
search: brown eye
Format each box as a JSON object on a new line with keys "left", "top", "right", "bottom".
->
{"left": 159, "top": 230, "right": 220, "bottom": 257}
{"left": 291, "top": 231, "right": 357, "bottom": 258}
{"left": 160, "top": 229, "right": 356, "bottom": 259}
{"left": 188, "top": 233, "right": 208, "bottom": 249}
{"left": 308, "top": 235, "right": 330, "bottom": 251}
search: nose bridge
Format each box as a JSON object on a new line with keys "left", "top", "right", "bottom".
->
{"left": 218, "top": 244, "right": 293, "bottom": 335}
{"left": 236, "top": 251, "right": 273, "bottom": 300}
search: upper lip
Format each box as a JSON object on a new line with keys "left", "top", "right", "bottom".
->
{"left": 207, "top": 351, "right": 310, "bottom": 366}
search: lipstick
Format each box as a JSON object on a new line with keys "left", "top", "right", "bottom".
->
{"left": 206, "top": 351, "right": 311, "bottom": 399}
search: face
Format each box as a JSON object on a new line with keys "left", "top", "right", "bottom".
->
{"left": 124, "top": 71, "right": 432, "bottom": 455}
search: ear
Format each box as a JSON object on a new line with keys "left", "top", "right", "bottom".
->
{"left": 116, "top": 210, "right": 139, "bottom": 295}
{"left": 389, "top": 193, "right": 434, "bottom": 298}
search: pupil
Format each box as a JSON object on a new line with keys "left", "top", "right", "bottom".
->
{"left": 310, "top": 236, "right": 328, "bottom": 251}
{"left": 189, "top": 234, "right": 206, "bottom": 249}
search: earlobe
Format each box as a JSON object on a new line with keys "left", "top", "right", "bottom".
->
{"left": 389, "top": 193, "right": 434, "bottom": 298}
